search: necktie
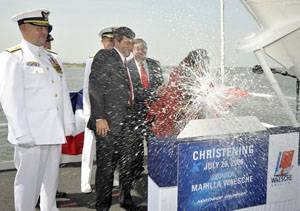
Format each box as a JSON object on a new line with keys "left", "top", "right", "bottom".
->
{"left": 124, "top": 58, "right": 134, "bottom": 105}
{"left": 140, "top": 62, "right": 149, "bottom": 89}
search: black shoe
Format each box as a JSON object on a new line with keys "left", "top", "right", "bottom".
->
{"left": 120, "top": 190, "right": 137, "bottom": 211}
{"left": 87, "top": 200, "right": 96, "bottom": 209}
{"left": 56, "top": 191, "right": 67, "bottom": 198}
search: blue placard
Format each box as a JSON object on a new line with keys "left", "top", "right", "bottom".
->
{"left": 178, "top": 134, "right": 269, "bottom": 211}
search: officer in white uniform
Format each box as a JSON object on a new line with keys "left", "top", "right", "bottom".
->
{"left": 0, "top": 8, "right": 74, "bottom": 211}
{"left": 81, "top": 26, "right": 116, "bottom": 193}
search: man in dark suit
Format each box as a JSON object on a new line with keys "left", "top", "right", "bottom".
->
{"left": 127, "top": 38, "right": 164, "bottom": 179}
{"left": 88, "top": 26, "right": 137, "bottom": 211}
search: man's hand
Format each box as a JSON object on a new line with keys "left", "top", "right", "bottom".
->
{"left": 96, "top": 119, "right": 110, "bottom": 136}
{"left": 17, "top": 135, "right": 35, "bottom": 148}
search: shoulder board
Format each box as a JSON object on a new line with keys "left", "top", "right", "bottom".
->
{"left": 5, "top": 45, "right": 21, "bottom": 53}
{"left": 89, "top": 55, "right": 94, "bottom": 59}
{"left": 45, "top": 49, "right": 58, "bottom": 55}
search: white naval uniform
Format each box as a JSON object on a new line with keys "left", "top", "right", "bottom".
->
{"left": 81, "top": 57, "right": 96, "bottom": 192}
{"left": 0, "top": 39, "right": 74, "bottom": 211}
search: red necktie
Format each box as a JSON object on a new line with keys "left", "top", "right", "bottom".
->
{"left": 124, "top": 59, "right": 134, "bottom": 105}
{"left": 140, "top": 63, "right": 149, "bottom": 89}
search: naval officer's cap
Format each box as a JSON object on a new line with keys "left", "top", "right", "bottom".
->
{"left": 98, "top": 26, "right": 117, "bottom": 39}
{"left": 11, "top": 8, "right": 53, "bottom": 32}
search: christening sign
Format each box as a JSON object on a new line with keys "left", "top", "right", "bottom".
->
{"left": 177, "top": 134, "right": 269, "bottom": 211}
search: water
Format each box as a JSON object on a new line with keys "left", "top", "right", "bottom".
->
{"left": 64, "top": 67, "right": 85, "bottom": 91}
{"left": 0, "top": 66, "right": 298, "bottom": 163}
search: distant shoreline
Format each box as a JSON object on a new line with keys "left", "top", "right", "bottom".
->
{"left": 63, "top": 63, "right": 85, "bottom": 69}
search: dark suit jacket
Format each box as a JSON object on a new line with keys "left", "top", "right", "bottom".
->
{"left": 87, "top": 48, "right": 131, "bottom": 134}
{"left": 127, "top": 58, "right": 164, "bottom": 107}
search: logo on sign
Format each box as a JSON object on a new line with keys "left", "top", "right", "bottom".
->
{"left": 271, "top": 150, "right": 294, "bottom": 185}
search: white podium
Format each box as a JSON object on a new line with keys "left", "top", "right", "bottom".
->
{"left": 148, "top": 116, "right": 299, "bottom": 211}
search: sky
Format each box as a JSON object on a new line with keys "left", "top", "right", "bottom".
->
{"left": 0, "top": 0, "right": 259, "bottom": 67}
